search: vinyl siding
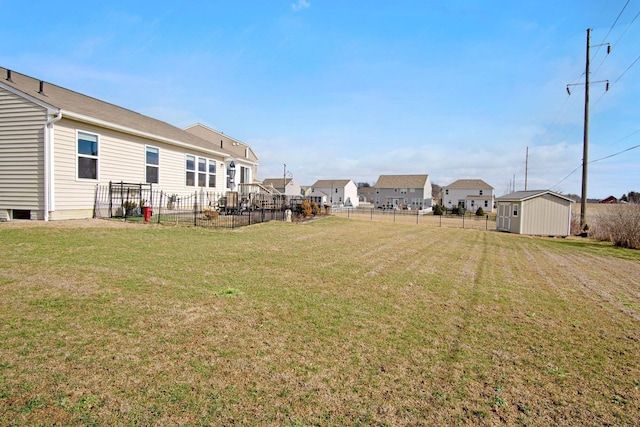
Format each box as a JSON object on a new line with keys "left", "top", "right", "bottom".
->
{"left": 521, "top": 194, "right": 571, "bottom": 236}
{"left": 0, "top": 87, "right": 47, "bottom": 211}
{"left": 51, "top": 118, "right": 226, "bottom": 214}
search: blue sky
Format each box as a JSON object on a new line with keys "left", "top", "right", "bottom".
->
{"left": 1, "top": 0, "right": 638, "bottom": 198}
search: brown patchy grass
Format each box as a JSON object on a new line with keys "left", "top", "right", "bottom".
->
{"left": 0, "top": 217, "right": 639, "bottom": 425}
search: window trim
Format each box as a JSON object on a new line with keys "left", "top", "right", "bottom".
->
{"left": 186, "top": 154, "right": 196, "bottom": 187}
{"left": 208, "top": 159, "right": 216, "bottom": 188}
{"left": 76, "top": 130, "right": 99, "bottom": 180}
{"left": 145, "top": 145, "right": 159, "bottom": 184}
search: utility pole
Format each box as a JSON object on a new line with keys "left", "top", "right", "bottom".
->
{"left": 525, "top": 146, "right": 529, "bottom": 191}
{"left": 580, "top": 28, "right": 590, "bottom": 230}
{"left": 566, "top": 28, "right": 609, "bottom": 230}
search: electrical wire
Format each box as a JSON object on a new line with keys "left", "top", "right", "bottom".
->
{"left": 551, "top": 131, "right": 640, "bottom": 190}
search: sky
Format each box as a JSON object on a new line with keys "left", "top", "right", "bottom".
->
{"left": 1, "top": 1, "right": 639, "bottom": 199}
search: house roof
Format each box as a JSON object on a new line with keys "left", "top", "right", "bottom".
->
{"left": 183, "top": 123, "right": 258, "bottom": 163}
{"left": 262, "top": 178, "right": 296, "bottom": 188}
{"left": 374, "top": 174, "right": 429, "bottom": 188}
{"left": 311, "top": 179, "right": 353, "bottom": 188}
{"left": 444, "top": 179, "right": 493, "bottom": 190}
{"left": 0, "top": 67, "right": 242, "bottom": 158}
{"left": 496, "top": 190, "right": 575, "bottom": 203}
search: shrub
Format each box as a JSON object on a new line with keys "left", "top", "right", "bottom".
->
{"left": 475, "top": 207, "right": 485, "bottom": 217}
{"left": 433, "top": 204, "right": 445, "bottom": 216}
{"left": 310, "top": 201, "right": 320, "bottom": 216}
{"left": 300, "top": 200, "right": 313, "bottom": 218}
{"left": 592, "top": 205, "right": 640, "bottom": 249}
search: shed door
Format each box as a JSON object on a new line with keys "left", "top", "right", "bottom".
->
{"left": 497, "top": 203, "right": 510, "bottom": 230}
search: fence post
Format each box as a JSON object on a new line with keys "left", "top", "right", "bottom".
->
{"left": 193, "top": 191, "right": 198, "bottom": 226}
{"left": 371, "top": 208, "right": 373, "bottom": 220}
{"left": 158, "top": 191, "right": 164, "bottom": 224}
{"left": 486, "top": 214, "right": 489, "bottom": 230}
{"left": 393, "top": 209, "right": 396, "bottom": 223}
{"left": 440, "top": 214, "right": 442, "bottom": 227}
{"left": 462, "top": 213, "right": 465, "bottom": 229}
{"left": 416, "top": 210, "right": 419, "bottom": 225}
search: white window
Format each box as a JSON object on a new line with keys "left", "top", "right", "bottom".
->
{"left": 198, "top": 157, "right": 207, "bottom": 187}
{"left": 146, "top": 146, "right": 159, "bottom": 184}
{"left": 445, "top": 189, "right": 449, "bottom": 195}
{"left": 479, "top": 189, "right": 484, "bottom": 196}
{"left": 186, "top": 155, "right": 196, "bottom": 186}
{"left": 208, "top": 160, "right": 216, "bottom": 188}
{"left": 513, "top": 205, "right": 519, "bottom": 216}
{"left": 484, "top": 200, "right": 489, "bottom": 208}
{"left": 77, "top": 131, "right": 99, "bottom": 180}
{"left": 400, "top": 188, "right": 408, "bottom": 194}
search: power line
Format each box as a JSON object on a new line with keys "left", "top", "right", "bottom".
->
{"left": 551, "top": 132, "right": 640, "bottom": 190}
{"left": 592, "top": 141, "right": 640, "bottom": 163}
{"left": 611, "top": 8, "right": 640, "bottom": 48}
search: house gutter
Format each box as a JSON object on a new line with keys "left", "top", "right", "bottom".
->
{"left": 43, "top": 110, "right": 62, "bottom": 221}
{"left": 61, "top": 110, "right": 230, "bottom": 158}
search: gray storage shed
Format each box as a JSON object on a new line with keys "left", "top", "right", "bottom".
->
{"left": 496, "top": 190, "right": 574, "bottom": 237}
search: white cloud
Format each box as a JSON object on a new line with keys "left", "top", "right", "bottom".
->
{"left": 291, "top": 0, "right": 310, "bottom": 12}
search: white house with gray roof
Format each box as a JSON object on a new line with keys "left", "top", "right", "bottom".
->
{"left": 373, "top": 174, "right": 432, "bottom": 209}
{"left": 310, "top": 179, "right": 358, "bottom": 207}
{"left": 261, "top": 177, "right": 302, "bottom": 197}
{"left": 442, "top": 179, "right": 495, "bottom": 213}
{"left": 0, "top": 67, "right": 258, "bottom": 221}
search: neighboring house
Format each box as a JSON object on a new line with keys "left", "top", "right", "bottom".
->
{"left": 372, "top": 174, "right": 432, "bottom": 209}
{"left": 357, "top": 186, "right": 376, "bottom": 204}
{"left": 496, "top": 190, "right": 574, "bottom": 237}
{"left": 261, "top": 178, "right": 302, "bottom": 197}
{"left": 442, "top": 179, "right": 495, "bottom": 212}
{"left": 310, "top": 179, "right": 359, "bottom": 207}
{"left": 0, "top": 67, "right": 257, "bottom": 221}
{"left": 599, "top": 195, "right": 618, "bottom": 204}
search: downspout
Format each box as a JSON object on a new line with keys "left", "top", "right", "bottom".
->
{"left": 43, "top": 110, "right": 62, "bottom": 221}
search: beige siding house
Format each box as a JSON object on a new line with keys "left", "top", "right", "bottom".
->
{"left": 442, "top": 179, "right": 495, "bottom": 212}
{"left": 0, "top": 67, "right": 258, "bottom": 221}
{"left": 373, "top": 174, "right": 432, "bottom": 209}
{"left": 496, "top": 190, "right": 574, "bottom": 237}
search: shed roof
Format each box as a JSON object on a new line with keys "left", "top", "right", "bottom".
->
{"left": 0, "top": 67, "right": 234, "bottom": 157}
{"left": 496, "top": 190, "right": 575, "bottom": 203}
{"left": 374, "top": 174, "right": 429, "bottom": 188}
{"left": 444, "top": 179, "right": 493, "bottom": 190}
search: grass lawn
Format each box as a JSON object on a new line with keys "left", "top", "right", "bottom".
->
{"left": 1, "top": 217, "right": 639, "bottom": 425}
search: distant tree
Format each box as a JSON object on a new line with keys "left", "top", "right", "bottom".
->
{"left": 432, "top": 183, "right": 442, "bottom": 199}
{"left": 475, "top": 207, "right": 485, "bottom": 216}
{"left": 433, "top": 204, "right": 445, "bottom": 215}
{"left": 357, "top": 182, "right": 371, "bottom": 188}
{"left": 627, "top": 191, "right": 640, "bottom": 204}
{"left": 621, "top": 194, "right": 629, "bottom": 202}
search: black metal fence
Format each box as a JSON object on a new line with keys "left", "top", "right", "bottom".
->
{"left": 332, "top": 206, "right": 497, "bottom": 230}
{"left": 93, "top": 182, "right": 288, "bottom": 229}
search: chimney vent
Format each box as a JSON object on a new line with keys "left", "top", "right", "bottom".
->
{"left": 38, "top": 81, "right": 45, "bottom": 95}
{"left": 5, "top": 70, "right": 12, "bottom": 82}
